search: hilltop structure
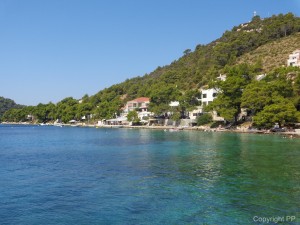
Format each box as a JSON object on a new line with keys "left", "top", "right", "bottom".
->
{"left": 287, "top": 50, "right": 300, "bottom": 67}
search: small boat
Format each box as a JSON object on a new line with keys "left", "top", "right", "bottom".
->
{"left": 54, "top": 123, "right": 63, "bottom": 127}
{"left": 40, "top": 123, "right": 50, "bottom": 126}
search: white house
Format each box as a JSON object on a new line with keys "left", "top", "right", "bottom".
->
{"left": 201, "top": 88, "right": 219, "bottom": 107}
{"left": 167, "top": 101, "right": 180, "bottom": 117}
{"left": 27, "top": 114, "right": 34, "bottom": 121}
{"left": 287, "top": 50, "right": 300, "bottom": 67}
{"left": 188, "top": 106, "right": 202, "bottom": 120}
{"left": 200, "top": 88, "right": 224, "bottom": 121}
{"left": 192, "top": 75, "right": 228, "bottom": 121}
{"left": 186, "top": 88, "right": 222, "bottom": 120}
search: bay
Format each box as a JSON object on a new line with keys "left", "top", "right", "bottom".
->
{"left": 0, "top": 125, "right": 299, "bottom": 224}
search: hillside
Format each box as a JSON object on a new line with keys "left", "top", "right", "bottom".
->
{"left": 0, "top": 97, "right": 24, "bottom": 119}
{"left": 85, "top": 13, "right": 300, "bottom": 117}
{"left": 236, "top": 32, "right": 300, "bottom": 72}
{"left": 2, "top": 13, "right": 300, "bottom": 125}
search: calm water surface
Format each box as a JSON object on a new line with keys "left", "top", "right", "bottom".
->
{"left": 0, "top": 125, "right": 299, "bottom": 225}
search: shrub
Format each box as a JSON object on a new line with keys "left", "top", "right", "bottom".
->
{"left": 197, "top": 113, "right": 213, "bottom": 126}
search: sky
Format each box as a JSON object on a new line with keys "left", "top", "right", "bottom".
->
{"left": 0, "top": 0, "right": 299, "bottom": 105}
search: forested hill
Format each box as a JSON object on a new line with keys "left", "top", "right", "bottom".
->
{"left": 2, "top": 13, "right": 300, "bottom": 123}
{"left": 0, "top": 97, "right": 24, "bottom": 118}
{"left": 85, "top": 13, "right": 300, "bottom": 117}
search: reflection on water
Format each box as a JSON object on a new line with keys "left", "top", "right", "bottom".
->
{"left": 0, "top": 125, "right": 299, "bottom": 224}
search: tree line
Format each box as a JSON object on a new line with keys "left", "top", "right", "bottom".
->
{"left": 2, "top": 64, "right": 300, "bottom": 128}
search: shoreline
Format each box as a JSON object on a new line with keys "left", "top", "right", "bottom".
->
{"left": 103, "top": 124, "right": 300, "bottom": 138}
{"left": 2, "top": 122, "right": 300, "bottom": 138}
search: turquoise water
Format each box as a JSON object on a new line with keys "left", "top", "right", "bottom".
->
{"left": 0, "top": 125, "right": 299, "bottom": 225}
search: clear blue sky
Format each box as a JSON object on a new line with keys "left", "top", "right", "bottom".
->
{"left": 0, "top": 0, "right": 299, "bottom": 105}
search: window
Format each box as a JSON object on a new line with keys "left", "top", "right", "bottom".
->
{"left": 213, "top": 93, "right": 218, "bottom": 97}
{"left": 193, "top": 113, "right": 202, "bottom": 117}
{"left": 202, "top": 94, "right": 207, "bottom": 98}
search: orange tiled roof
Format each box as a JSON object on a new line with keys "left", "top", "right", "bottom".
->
{"left": 129, "top": 97, "right": 150, "bottom": 103}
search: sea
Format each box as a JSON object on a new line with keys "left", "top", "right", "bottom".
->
{"left": 0, "top": 124, "right": 299, "bottom": 225}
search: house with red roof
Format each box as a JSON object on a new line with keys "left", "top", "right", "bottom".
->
{"left": 123, "top": 97, "right": 152, "bottom": 121}
{"left": 123, "top": 97, "right": 150, "bottom": 113}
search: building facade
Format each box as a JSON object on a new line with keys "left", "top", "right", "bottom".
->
{"left": 287, "top": 50, "right": 300, "bottom": 67}
{"left": 201, "top": 88, "right": 219, "bottom": 106}
{"left": 123, "top": 97, "right": 150, "bottom": 113}
{"left": 186, "top": 88, "right": 223, "bottom": 121}
{"left": 123, "top": 97, "right": 152, "bottom": 121}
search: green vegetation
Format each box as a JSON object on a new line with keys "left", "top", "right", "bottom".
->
{"left": 197, "top": 113, "right": 213, "bottom": 126}
{"left": 253, "top": 95, "right": 300, "bottom": 128}
{"left": 170, "top": 112, "right": 181, "bottom": 122}
{"left": 2, "top": 13, "right": 300, "bottom": 128}
{"left": 127, "top": 111, "right": 140, "bottom": 124}
{"left": 0, "top": 97, "right": 24, "bottom": 121}
{"left": 208, "top": 66, "right": 300, "bottom": 127}
{"left": 207, "top": 64, "right": 255, "bottom": 123}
